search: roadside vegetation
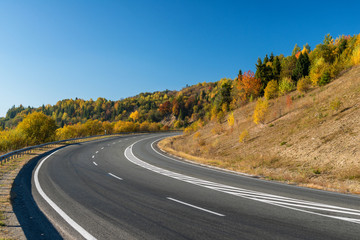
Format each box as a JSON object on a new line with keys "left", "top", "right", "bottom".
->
{"left": 0, "top": 33, "right": 359, "bottom": 194}
{"left": 160, "top": 33, "right": 360, "bottom": 194}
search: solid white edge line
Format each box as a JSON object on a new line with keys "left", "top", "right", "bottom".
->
{"left": 34, "top": 150, "right": 97, "bottom": 240}
{"left": 167, "top": 197, "right": 225, "bottom": 217}
{"left": 108, "top": 173, "right": 123, "bottom": 180}
{"left": 150, "top": 138, "right": 253, "bottom": 177}
{"left": 125, "top": 135, "right": 360, "bottom": 225}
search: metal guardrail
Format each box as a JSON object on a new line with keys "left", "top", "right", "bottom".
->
{"left": 0, "top": 130, "right": 181, "bottom": 165}
{"left": 0, "top": 134, "right": 110, "bottom": 165}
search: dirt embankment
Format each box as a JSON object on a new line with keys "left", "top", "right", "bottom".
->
{"left": 159, "top": 66, "right": 360, "bottom": 194}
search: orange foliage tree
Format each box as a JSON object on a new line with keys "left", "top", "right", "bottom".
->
{"left": 236, "top": 70, "right": 261, "bottom": 101}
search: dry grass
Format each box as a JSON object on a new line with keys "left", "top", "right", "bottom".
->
{"left": 160, "top": 66, "right": 360, "bottom": 194}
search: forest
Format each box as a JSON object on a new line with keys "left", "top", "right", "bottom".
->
{"left": 1, "top": 33, "right": 359, "bottom": 154}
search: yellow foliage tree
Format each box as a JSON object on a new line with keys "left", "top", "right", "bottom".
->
{"left": 130, "top": 110, "right": 139, "bottom": 122}
{"left": 83, "top": 119, "right": 104, "bottom": 136}
{"left": 264, "top": 80, "right": 278, "bottom": 100}
{"left": 352, "top": 46, "right": 360, "bottom": 65}
{"left": 253, "top": 98, "right": 269, "bottom": 125}
{"left": 227, "top": 112, "right": 235, "bottom": 128}
{"left": 17, "top": 112, "right": 57, "bottom": 145}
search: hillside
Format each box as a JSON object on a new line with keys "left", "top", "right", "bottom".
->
{"left": 1, "top": 33, "right": 359, "bottom": 163}
{"left": 160, "top": 66, "right": 360, "bottom": 194}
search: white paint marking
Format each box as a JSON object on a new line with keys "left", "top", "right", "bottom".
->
{"left": 124, "top": 136, "right": 360, "bottom": 225}
{"left": 108, "top": 173, "right": 123, "bottom": 181}
{"left": 93, "top": 162, "right": 98, "bottom": 166}
{"left": 34, "top": 150, "right": 97, "bottom": 240}
{"left": 101, "top": 147, "right": 104, "bottom": 150}
{"left": 92, "top": 155, "right": 95, "bottom": 159}
{"left": 95, "top": 151, "right": 99, "bottom": 154}
{"left": 167, "top": 197, "right": 225, "bottom": 217}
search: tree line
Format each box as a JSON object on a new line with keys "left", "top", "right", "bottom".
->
{"left": 1, "top": 33, "right": 359, "bottom": 153}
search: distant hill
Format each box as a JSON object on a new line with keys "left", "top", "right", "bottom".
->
{"left": 0, "top": 81, "right": 219, "bottom": 129}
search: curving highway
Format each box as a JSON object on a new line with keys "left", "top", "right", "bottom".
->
{"left": 30, "top": 133, "right": 360, "bottom": 239}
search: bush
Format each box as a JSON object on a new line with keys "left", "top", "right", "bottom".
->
{"left": 0, "top": 129, "right": 27, "bottom": 153}
{"left": 297, "top": 76, "right": 312, "bottom": 93}
{"left": 227, "top": 112, "right": 235, "bottom": 127}
{"left": 17, "top": 112, "right": 57, "bottom": 145}
{"left": 330, "top": 98, "right": 342, "bottom": 111}
{"left": 309, "top": 57, "right": 330, "bottom": 85}
{"left": 318, "top": 71, "right": 331, "bottom": 86}
{"left": 264, "top": 80, "right": 278, "bottom": 99}
{"left": 239, "top": 130, "right": 250, "bottom": 143}
{"left": 278, "top": 77, "right": 295, "bottom": 95}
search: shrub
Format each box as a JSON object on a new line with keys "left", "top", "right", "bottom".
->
{"left": 264, "top": 80, "right": 278, "bottom": 99}
{"left": 318, "top": 71, "right": 331, "bottom": 86}
{"left": 227, "top": 112, "right": 235, "bottom": 127}
{"left": 217, "top": 111, "right": 225, "bottom": 123}
{"left": 309, "top": 57, "right": 330, "bottom": 85}
{"left": 173, "top": 120, "right": 183, "bottom": 129}
{"left": 297, "top": 76, "right": 312, "bottom": 93}
{"left": 17, "top": 112, "right": 57, "bottom": 145}
{"left": 330, "top": 98, "right": 342, "bottom": 111}
{"left": 278, "top": 77, "right": 295, "bottom": 95}
{"left": 239, "top": 130, "right": 250, "bottom": 143}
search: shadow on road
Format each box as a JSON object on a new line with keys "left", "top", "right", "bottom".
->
{"left": 11, "top": 148, "right": 66, "bottom": 240}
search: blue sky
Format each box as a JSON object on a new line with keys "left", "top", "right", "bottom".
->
{"left": 0, "top": 0, "right": 359, "bottom": 117}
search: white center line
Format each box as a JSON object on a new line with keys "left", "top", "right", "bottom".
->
{"left": 101, "top": 147, "right": 104, "bottom": 150}
{"left": 92, "top": 155, "right": 95, "bottom": 158}
{"left": 108, "top": 173, "right": 123, "bottom": 180}
{"left": 167, "top": 197, "right": 225, "bottom": 217}
{"left": 95, "top": 151, "right": 99, "bottom": 154}
{"left": 93, "top": 162, "right": 98, "bottom": 166}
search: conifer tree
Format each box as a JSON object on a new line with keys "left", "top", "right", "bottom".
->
{"left": 292, "top": 53, "right": 310, "bottom": 81}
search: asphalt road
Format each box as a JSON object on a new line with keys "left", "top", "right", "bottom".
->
{"left": 31, "top": 133, "right": 360, "bottom": 239}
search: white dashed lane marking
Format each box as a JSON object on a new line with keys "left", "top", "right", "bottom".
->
{"left": 167, "top": 197, "right": 225, "bottom": 217}
{"left": 108, "top": 173, "right": 123, "bottom": 181}
{"left": 125, "top": 139, "right": 360, "bottom": 225}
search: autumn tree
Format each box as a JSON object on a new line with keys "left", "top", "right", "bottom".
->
{"left": 17, "top": 112, "right": 57, "bottom": 145}
{"left": 236, "top": 70, "right": 261, "bottom": 101}
{"left": 130, "top": 110, "right": 140, "bottom": 122}
{"left": 264, "top": 80, "right": 278, "bottom": 100}
{"left": 227, "top": 112, "right": 235, "bottom": 128}
{"left": 158, "top": 101, "right": 172, "bottom": 116}
{"left": 253, "top": 98, "right": 269, "bottom": 124}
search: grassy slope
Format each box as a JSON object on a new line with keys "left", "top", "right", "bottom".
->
{"left": 160, "top": 66, "right": 360, "bottom": 194}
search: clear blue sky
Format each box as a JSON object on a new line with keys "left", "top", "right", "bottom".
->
{"left": 1, "top": 0, "right": 359, "bottom": 117}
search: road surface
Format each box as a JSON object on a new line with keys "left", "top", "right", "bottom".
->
{"left": 29, "top": 133, "right": 360, "bottom": 239}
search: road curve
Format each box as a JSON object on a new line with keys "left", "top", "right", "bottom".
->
{"left": 32, "top": 133, "right": 360, "bottom": 239}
